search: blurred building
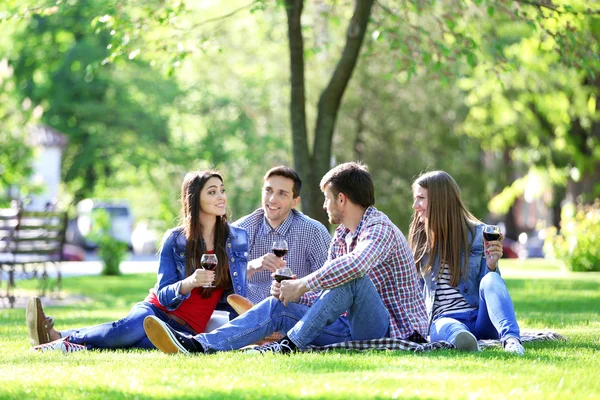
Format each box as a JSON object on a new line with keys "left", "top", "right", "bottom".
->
{"left": 26, "top": 124, "right": 67, "bottom": 210}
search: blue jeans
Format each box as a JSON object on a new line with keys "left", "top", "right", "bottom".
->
{"left": 67, "top": 302, "right": 195, "bottom": 350}
{"left": 196, "top": 275, "right": 390, "bottom": 351}
{"left": 429, "top": 272, "right": 521, "bottom": 344}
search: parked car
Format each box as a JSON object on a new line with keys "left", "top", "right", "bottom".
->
{"left": 501, "top": 238, "right": 520, "bottom": 259}
{"left": 66, "top": 199, "right": 134, "bottom": 250}
{"left": 62, "top": 243, "right": 86, "bottom": 261}
{"left": 131, "top": 219, "right": 163, "bottom": 255}
{"left": 518, "top": 230, "right": 546, "bottom": 258}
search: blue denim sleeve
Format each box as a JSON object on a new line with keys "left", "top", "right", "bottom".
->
{"left": 155, "top": 231, "right": 190, "bottom": 311}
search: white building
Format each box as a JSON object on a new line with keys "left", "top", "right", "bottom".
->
{"left": 26, "top": 124, "right": 67, "bottom": 211}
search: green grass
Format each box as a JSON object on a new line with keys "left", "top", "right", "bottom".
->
{"left": 1, "top": 259, "right": 599, "bottom": 399}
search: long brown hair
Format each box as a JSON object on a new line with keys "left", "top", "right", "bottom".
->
{"left": 180, "top": 170, "right": 231, "bottom": 297}
{"left": 408, "top": 171, "right": 480, "bottom": 286}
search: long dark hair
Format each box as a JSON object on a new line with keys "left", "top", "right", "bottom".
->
{"left": 408, "top": 171, "right": 480, "bottom": 286}
{"left": 180, "top": 170, "right": 231, "bottom": 297}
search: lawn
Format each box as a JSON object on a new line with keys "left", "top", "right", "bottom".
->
{"left": 1, "top": 259, "right": 599, "bottom": 399}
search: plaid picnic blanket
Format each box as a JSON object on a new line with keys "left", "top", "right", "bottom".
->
{"left": 303, "top": 331, "right": 566, "bottom": 353}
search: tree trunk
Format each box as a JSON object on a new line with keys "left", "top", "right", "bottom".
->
{"left": 284, "top": 0, "right": 312, "bottom": 215}
{"left": 502, "top": 147, "right": 518, "bottom": 240}
{"left": 309, "top": 0, "right": 376, "bottom": 224}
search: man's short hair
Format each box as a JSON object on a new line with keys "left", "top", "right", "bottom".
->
{"left": 319, "top": 162, "right": 374, "bottom": 208}
{"left": 264, "top": 166, "right": 302, "bottom": 198}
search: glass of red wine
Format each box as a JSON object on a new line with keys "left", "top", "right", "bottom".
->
{"left": 200, "top": 254, "right": 217, "bottom": 288}
{"left": 272, "top": 239, "right": 293, "bottom": 283}
{"left": 272, "top": 239, "right": 288, "bottom": 259}
{"left": 482, "top": 225, "right": 502, "bottom": 260}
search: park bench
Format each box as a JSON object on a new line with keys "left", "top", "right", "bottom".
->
{"left": 0, "top": 207, "right": 68, "bottom": 308}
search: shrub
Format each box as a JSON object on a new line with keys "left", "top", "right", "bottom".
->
{"left": 544, "top": 199, "right": 600, "bottom": 272}
{"left": 89, "top": 209, "right": 128, "bottom": 276}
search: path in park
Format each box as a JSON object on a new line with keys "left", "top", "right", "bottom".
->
{"left": 53, "top": 252, "right": 159, "bottom": 278}
{"left": 6, "top": 253, "right": 159, "bottom": 308}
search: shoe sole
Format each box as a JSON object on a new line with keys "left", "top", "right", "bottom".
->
{"left": 144, "top": 316, "right": 189, "bottom": 355}
{"left": 454, "top": 331, "right": 479, "bottom": 352}
{"left": 26, "top": 297, "right": 47, "bottom": 346}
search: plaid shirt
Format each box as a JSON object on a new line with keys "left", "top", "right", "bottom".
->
{"left": 303, "top": 206, "right": 429, "bottom": 339}
{"left": 233, "top": 208, "right": 331, "bottom": 304}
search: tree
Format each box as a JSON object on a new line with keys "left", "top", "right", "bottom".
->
{"left": 5, "top": 1, "right": 180, "bottom": 202}
{"left": 284, "top": 0, "right": 375, "bottom": 222}
{"left": 0, "top": 58, "right": 36, "bottom": 206}
{"left": 282, "top": 0, "right": 600, "bottom": 224}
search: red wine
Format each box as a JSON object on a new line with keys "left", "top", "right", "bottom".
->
{"left": 483, "top": 233, "right": 500, "bottom": 242}
{"left": 274, "top": 274, "right": 293, "bottom": 283}
{"left": 201, "top": 261, "right": 217, "bottom": 271}
{"left": 272, "top": 248, "right": 288, "bottom": 258}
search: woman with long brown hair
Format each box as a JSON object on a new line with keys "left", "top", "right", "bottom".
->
{"left": 408, "top": 170, "right": 524, "bottom": 355}
{"left": 27, "top": 170, "right": 249, "bottom": 353}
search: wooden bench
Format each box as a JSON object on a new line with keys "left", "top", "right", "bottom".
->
{"left": 0, "top": 208, "right": 68, "bottom": 308}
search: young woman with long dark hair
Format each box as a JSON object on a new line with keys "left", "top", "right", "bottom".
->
{"left": 27, "top": 170, "right": 249, "bottom": 352}
{"left": 408, "top": 170, "right": 524, "bottom": 355}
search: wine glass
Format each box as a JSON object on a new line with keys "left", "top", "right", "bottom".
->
{"left": 271, "top": 239, "right": 288, "bottom": 258}
{"left": 482, "top": 225, "right": 502, "bottom": 260}
{"left": 200, "top": 254, "right": 217, "bottom": 288}
{"left": 272, "top": 239, "right": 292, "bottom": 282}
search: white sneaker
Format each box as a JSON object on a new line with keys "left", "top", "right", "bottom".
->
{"left": 32, "top": 337, "right": 86, "bottom": 353}
{"left": 454, "top": 331, "right": 480, "bottom": 352}
{"left": 504, "top": 337, "right": 525, "bottom": 356}
{"left": 244, "top": 338, "right": 296, "bottom": 355}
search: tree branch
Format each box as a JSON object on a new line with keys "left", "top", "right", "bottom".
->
{"left": 313, "top": 0, "right": 375, "bottom": 171}
{"left": 514, "top": 0, "right": 600, "bottom": 15}
{"left": 174, "top": 1, "right": 260, "bottom": 30}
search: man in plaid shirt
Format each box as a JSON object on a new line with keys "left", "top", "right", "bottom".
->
{"left": 143, "top": 162, "right": 429, "bottom": 355}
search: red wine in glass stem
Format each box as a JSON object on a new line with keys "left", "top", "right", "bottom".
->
{"left": 272, "top": 248, "right": 288, "bottom": 258}
{"left": 274, "top": 274, "right": 293, "bottom": 283}
{"left": 201, "top": 261, "right": 217, "bottom": 271}
{"left": 483, "top": 233, "right": 501, "bottom": 242}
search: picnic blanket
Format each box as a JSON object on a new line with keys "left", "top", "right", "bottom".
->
{"left": 304, "top": 331, "right": 565, "bottom": 353}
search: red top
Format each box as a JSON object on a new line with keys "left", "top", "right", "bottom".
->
{"left": 146, "top": 251, "right": 225, "bottom": 334}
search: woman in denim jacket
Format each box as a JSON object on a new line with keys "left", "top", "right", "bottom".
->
{"left": 408, "top": 171, "right": 524, "bottom": 355}
{"left": 28, "top": 170, "right": 249, "bottom": 353}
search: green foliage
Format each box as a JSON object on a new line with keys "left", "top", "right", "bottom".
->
{"left": 88, "top": 209, "right": 128, "bottom": 276}
{"left": 2, "top": 0, "right": 600, "bottom": 229}
{"left": 0, "top": 59, "right": 36, "bottom": 206}
{"left": 544, "top": 200, "right": 600, "bottom": 272}
{"left": 3, "top": 1, "right": 180, "bottom": 203}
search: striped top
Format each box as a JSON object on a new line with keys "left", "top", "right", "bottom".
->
{"left": 432, "top": 264, "right": 476, "bottom": 318}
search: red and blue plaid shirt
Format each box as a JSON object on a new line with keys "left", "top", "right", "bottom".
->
{"left": 301, "top": 207, "right": 428, "bottom": 339}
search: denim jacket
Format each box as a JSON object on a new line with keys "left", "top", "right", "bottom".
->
{"left": 421, "top": 223, "right": 500, "bottom": 323}
{"left": 153, "top": 224, "right": 249, "bottom": 311}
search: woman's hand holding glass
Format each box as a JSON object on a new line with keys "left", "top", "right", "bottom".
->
{"left": 188, "top": 268, "right": 215, "bottom": 288}
{"left": 482, "top": 225, "right": 503, "bottom": 270}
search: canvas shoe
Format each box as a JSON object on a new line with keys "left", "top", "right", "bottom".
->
{"left": 26, "top": 297, "right": 53, "bottom": 346}
{"left": 454, "top": 330, "right": 480, "bottom": 352}
{"left": 504, "top": 337, "right": 525, "bottom": 356}
{"left": 32, "top": 337, "right": 86, "bottom": 353}
{"left": 143, "top": 316, "right": 204, "bottom": 354}
{"left": 244, "top": 337, "right": 297, "bottom": 355}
